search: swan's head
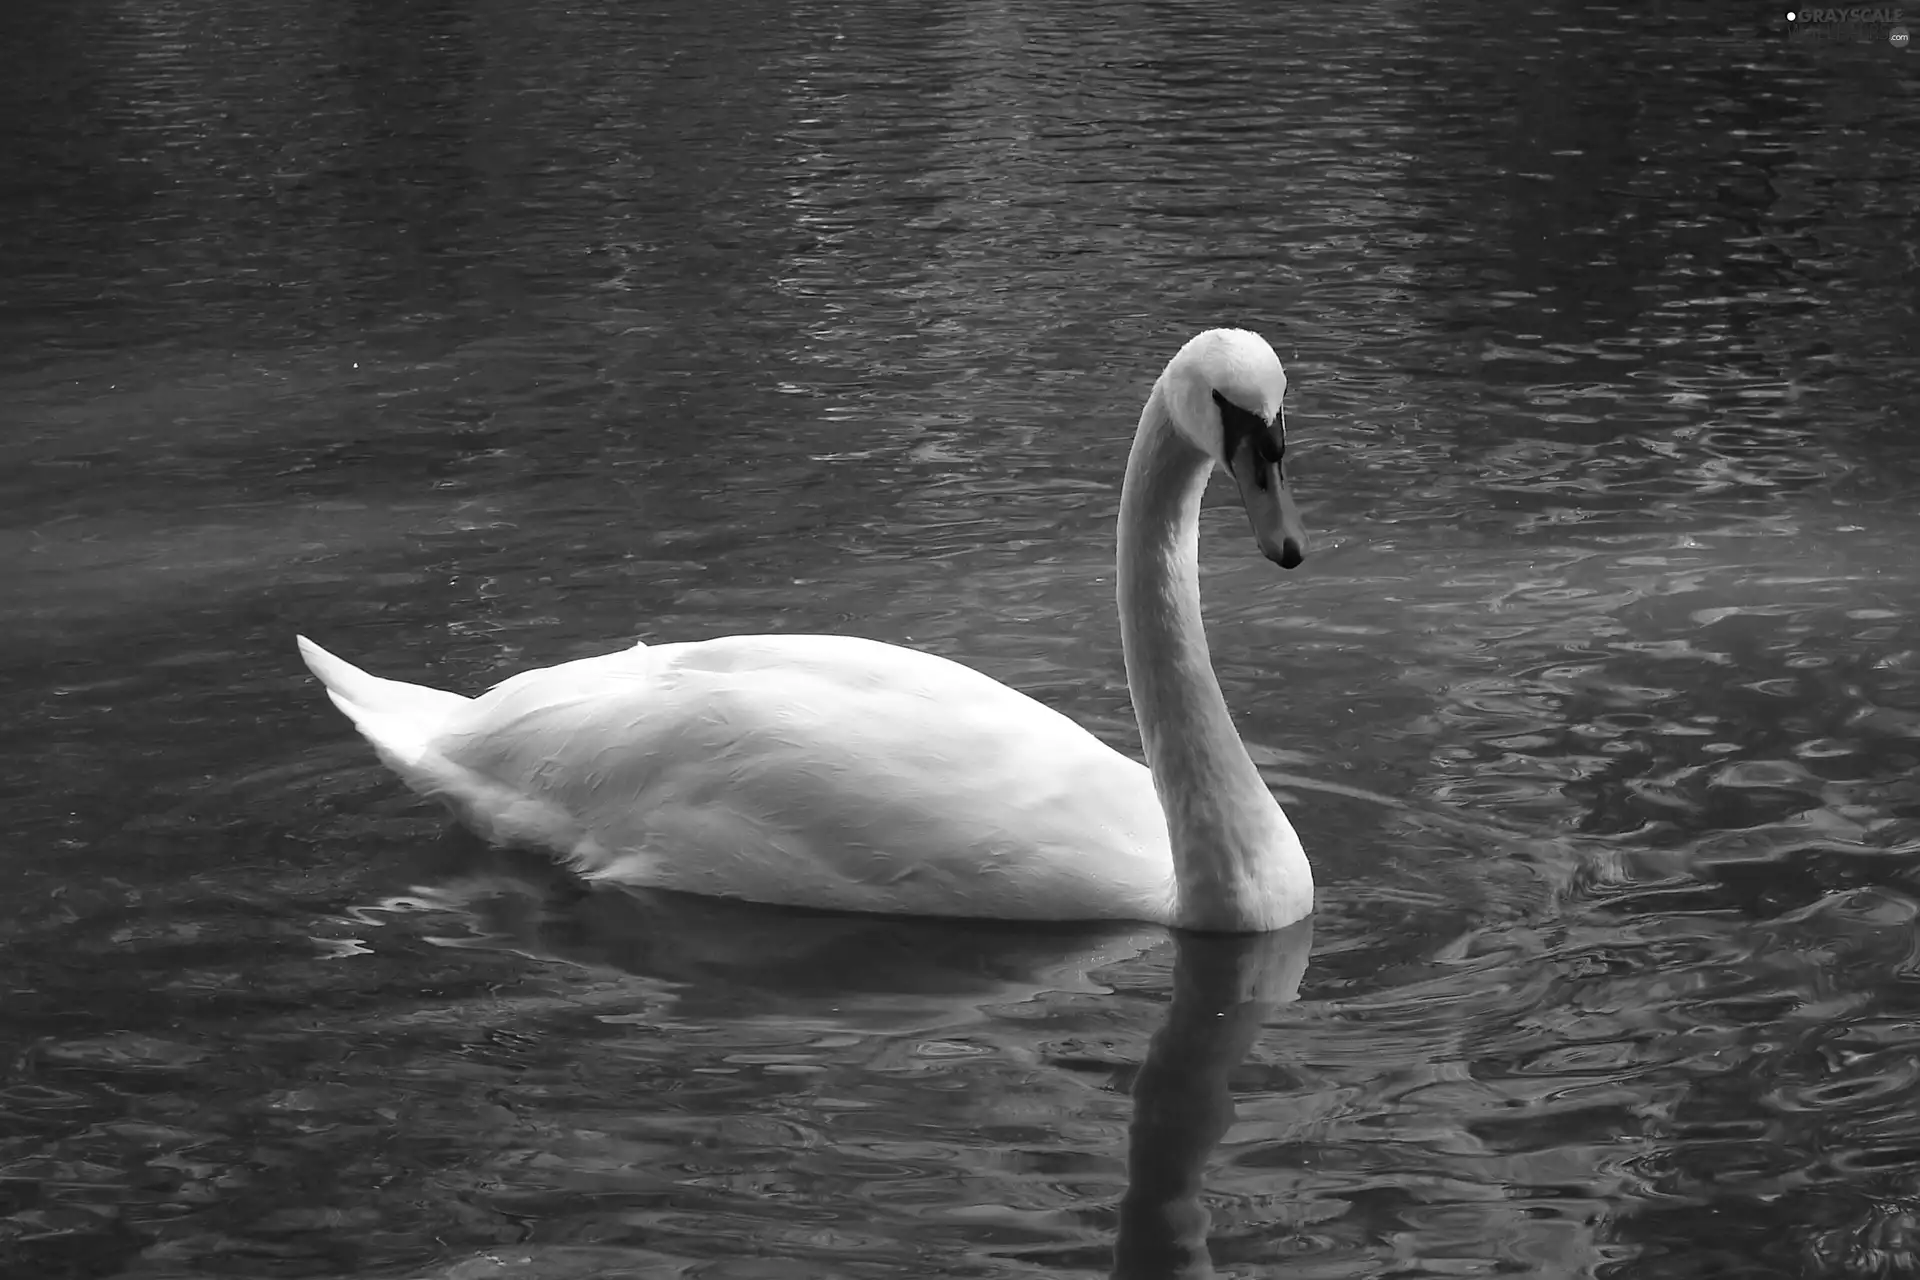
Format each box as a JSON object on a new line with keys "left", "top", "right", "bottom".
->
{"left": 1159, "top": 328, "right": 1308, "bottom": 570}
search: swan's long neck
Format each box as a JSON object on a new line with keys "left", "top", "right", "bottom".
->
{"left": 1117, "top": 385, "right": 1310, "bottom": 932}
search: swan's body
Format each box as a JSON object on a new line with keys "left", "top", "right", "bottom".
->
{"left": 300, "top": 328, "right": 1314, "bottom": 931}
{"left": 300, "top": 632, "right": 1176, "bottom": 920}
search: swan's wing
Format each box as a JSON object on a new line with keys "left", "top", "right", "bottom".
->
{"left": 419, "top": 634, "right": 1176, "bottom": 922}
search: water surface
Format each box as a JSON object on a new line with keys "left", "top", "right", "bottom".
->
{"left": 5, "top": 0, "right": 1920, "bottom": 1276}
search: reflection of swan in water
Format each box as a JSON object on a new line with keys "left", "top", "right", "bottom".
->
{"left": 358, "top": 841, "right": 1310, "bottom": 1274}
{"left": 372, "top": 830, "right": 1159, "bottom": 1034}
{"left": 1113, "top": 922, "right": 1313, "bottom": 1280}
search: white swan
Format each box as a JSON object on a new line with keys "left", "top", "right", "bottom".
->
{"left": 298, "top": 328, "right": 1312, "bottom": 932}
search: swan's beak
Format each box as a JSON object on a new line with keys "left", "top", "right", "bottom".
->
{"left": 1226, "top": 440, "right": 1307, "bottom": 570}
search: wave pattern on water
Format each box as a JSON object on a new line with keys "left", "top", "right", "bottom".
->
{"left": 2, "top": 0, "right": 1919, "bottom": 1275}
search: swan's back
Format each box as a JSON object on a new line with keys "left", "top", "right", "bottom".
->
{"left": 300, "top": 633, "right": 1177, "bottom": 922}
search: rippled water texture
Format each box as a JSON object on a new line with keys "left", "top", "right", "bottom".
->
{"left": 4, "top": 0, "right": 1919, "bottom": 1276}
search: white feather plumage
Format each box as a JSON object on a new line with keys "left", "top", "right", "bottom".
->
{"left": 300, "top": 329, "right": 1313, "bottom": 931}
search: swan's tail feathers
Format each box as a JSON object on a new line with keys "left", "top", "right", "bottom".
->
{"left": 296, "top": 635, "right": 471, "bottom": 778}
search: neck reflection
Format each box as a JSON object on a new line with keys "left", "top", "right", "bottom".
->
{"left": 1112, "top": 920, "right": 1313, "bottom": 1279}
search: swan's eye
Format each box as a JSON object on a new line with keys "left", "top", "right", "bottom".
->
{"left": 1211, "top": 390, "right": 1286, "bottom": 483}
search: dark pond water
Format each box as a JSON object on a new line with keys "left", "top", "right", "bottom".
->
{"left": 6, "top": 0, "right": 1920, "bottom": 1275}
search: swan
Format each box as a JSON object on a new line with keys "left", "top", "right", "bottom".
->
{"left": 297, "top": 327, "right": 1312, "bottom": 932}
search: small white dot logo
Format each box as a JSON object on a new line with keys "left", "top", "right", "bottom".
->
{"left": 1892, "top": 24, "right": 1911, "bottom": 46}
{"left": 1786, "top": 9, "right": 1796, "bottom": 18}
